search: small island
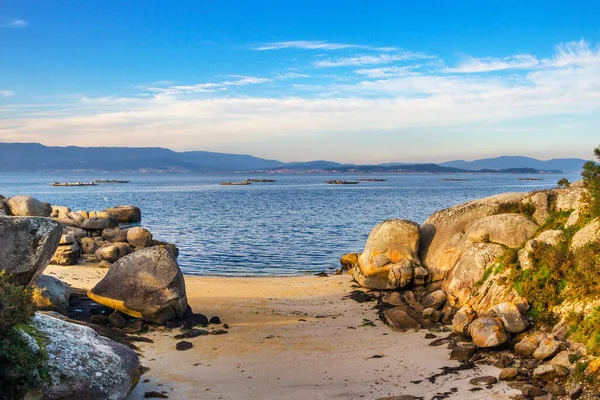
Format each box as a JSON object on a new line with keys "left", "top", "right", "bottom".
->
{"left": 325, "top": 180, "right": 359, "bottom": 185}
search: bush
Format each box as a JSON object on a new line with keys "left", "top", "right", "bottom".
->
{"left": 557, "top": 178, "right": 571, "bottom": 188}
{"left": 581, "top": 145, "right": 600, "bottom": 218}
{"left": 567, "top": 307, "right": 600, "bottom": 356}
{"left": 0, "top": 271, "right": 47, "bottom": 400}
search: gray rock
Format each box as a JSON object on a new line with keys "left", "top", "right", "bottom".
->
{"left": 51, "top": 205, "right": 71, "bottom": 219}
{"left": 0, "top": 216, "right": 61, "bottom": 285}
{"left": 533, "top": 337, "right": 564, "bottom": 360}
{"left": 469, "top": 376, "right": 497, "bottom": 385}
{"left": 450, "top": 343, "right": 477, "bottom": 361}
{"left": 28, "top": 312, "right": 140, "bottom": 400}
{"left": 5, "top": 196, "right": 52, "bottom": 217}
{"left": 492, "top": 302, "right": 529, "bottom": 333}
{"left": 81, "top": 217, "right": 118, "bottom": 231}
{"left": 571, "top": 218, "right": 600, "bottom": 250}
{"left": 95, "top": 242, "right": 132, "bottom": 263}
{"left": 88, "top": 246, "right": 188, "bottom": 324}
{"left": 102, "top": 227, "right": 129, "bottom": 243}
{"left": 31, "top": 275, "right": 72, "bottom": 315}
{"left": 452, "top": 305, "right": 477, "bottom": 335}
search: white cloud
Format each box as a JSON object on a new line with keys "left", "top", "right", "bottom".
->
{"left": 254, "top": 40, "right": 397, "bottom": 52}
{"left": 355, "top": 66, "right": 420, "bottom": 78}
{"left": 221, "top": 76, "right": 271, "bottom": 86}
{"left": 0, "top": 18, "right": 27, "bottom": 28}
{"left": 0, "top": 90, "right": 14, "bottom": 97}
{"left": 445, "top": 54, "right": 540, "bottom": 73}
{"left": 315, "top": 53, "right": 430, "bottom": 67}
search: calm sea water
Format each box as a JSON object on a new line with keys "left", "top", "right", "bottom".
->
{"left": 0, "top": 172, "right": 580, "bottom": 276}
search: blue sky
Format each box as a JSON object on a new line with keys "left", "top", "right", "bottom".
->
{"left": 1, "top": 1, "right": 600, "bottom": 163}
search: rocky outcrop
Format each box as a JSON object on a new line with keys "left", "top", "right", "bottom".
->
{"left": 4, "top": 196, "right": 52, "bottom": 217}
{"left": 88, "top": 246, "right": 188, "bottom": 324}
{"left": 103, "top": 205, "right": 142, "bottom": 223}
{"left": 31, "top": 275, "right": 72, "bottom": 314}
{"left": 0, "top": 217, "right": 61, "bottom": 285}
{"left": 570, "top": 218, "right": 600, "bottom": 250}
{"left": 518, "top": 230, "right": 565, "bottom": 271}
{"left": 353, "top": 219, "right": 422, "bottom": 289}
{"left": 27, "top": 312, "right": 140, "bottom": 399}
{"left": 463, "top": 213, "right": 538, "bottom": 248}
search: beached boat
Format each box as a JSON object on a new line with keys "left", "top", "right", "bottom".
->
{"left": 94, "top": 180, "right": 131, "bottom": 184}
{"left": 220, "top": 181, "right": 252, "bottom": 186}
{"left": 50, "top": 181, "right": 96, "bottom": 187}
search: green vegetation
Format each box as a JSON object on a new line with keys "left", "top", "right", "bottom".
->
{"left": 557, "top": 178, "right": 571, "bottom": 188}
{"left": 581, "top": 145, "right": 600, "bottom": 218}
{"left": 566, "top": 307, "right": 600, "bottom": 356}
{"left": 0, "top": 271, "right": 48, "bottom": 400}
{"left": 496, "top": 201, "right": 536, "bottom": 218}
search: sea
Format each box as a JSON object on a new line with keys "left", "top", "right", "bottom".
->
{"left": 0, "top": 172, "right": 581, "bottom": 276}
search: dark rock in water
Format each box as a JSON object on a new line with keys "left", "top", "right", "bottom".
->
{"left": 210, "top": 329, "right": 228, "bottom": 335}
{"left": 174, "top": 329, "right": 209, "bottom": 339}
{"left": 124, "top": 319, "right": 144, "bottom": 334}
{"left": 88, "top": 246, "right": 188, "bottom": 325}
{"left": 344, "top": 290, "right": 377, "bottom": 303}
{"left": 176, "top": 341, "right": 193, "bottom": 351}
{"left": 0, "top": 216, "right": 61, "bottom": 285}
{"left": 144, "top": 391, "right": 169, "bottom": 398}
{"left": 109, "top": 311, "right": 127, "bottom": 329}
{"left": 450, "top": 343, "right": 477, "bottom": 362}
{"left": 209, "top": 316, "right": 221, "bottom": 324}
{"left": 469, "top": 376, "right": 497, "bottom": 386}
{"left": 90, "top": 314, "right": 110, "bottom": 325}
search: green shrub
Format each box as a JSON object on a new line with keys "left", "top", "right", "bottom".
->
{"left": 496, "top": 201, "right": 536, "bottom": 218}
{"left": 557, "top": 178, "right": 571, "bottom": 188}
{"left": 581, "top": 145, "right": 600, "bottom": 218}
{"left": 567, "top": 307, "right": 600, "bottom": 356}
{"left": 0, "top": 271, "right": 47, "bottom": 400}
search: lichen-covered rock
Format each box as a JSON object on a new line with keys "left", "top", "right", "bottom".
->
{"left": 0, "top": 216, "right": 61, "bottom": 285}
{"left": 452, "top": 305, "right": 477, "bottom": 335}
{"left": 519, "top": 230, "right": 565, "bottom": 270}
{"left": 28, "top": 312, "right": 140, "bottom": 399}
{"left": 353, "top": 219, "right": 421, "bottom": 289}
{"left": 491, "top": 302, "right": 529, "bottom": 334}
{"left": 533, "top": 337, "right": 565, "bottom": 360}
{"left": 420, "top": 192, "right": 529, "bottom": 282}
{"left": 104, "top": 205, "right": 142, "bottom": 223}
{"left": 127, "top": 226, "right": 153, "bottom": 248}
{"left": 463, "top": 213, "right": 538, "bottom": 248}
{"left": 31, "top": 275, "right": 72, "bottom": 315}
{"left": 5, "top": 196, "right": 52, "bottom": 217}
{"left": 469, "top": 317, "right": 508, "bottom": 348}
{"left": 570, "top": 218, "right": 600, "bottom": 251}
{"left": 88, "top": 246, "right": 188, "bottom": 324}
{"left": 50, "top": 242, "right": 80, "bottom": 266}
{"left": 514, "top": 336, "right": 539, "bottom": 357}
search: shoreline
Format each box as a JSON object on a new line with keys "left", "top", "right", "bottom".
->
{"left": 45, "top": 263, "right": 518, "bottom": 400}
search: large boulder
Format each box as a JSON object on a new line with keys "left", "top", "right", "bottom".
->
{"left": 27, "top": 312, "right": 140, "bottom": 399}
{"left": 104, "top": 205, "right": 142, "bottom": 223}
{"left": 95, "top": 243, "right": 132, "bottom": 263}
{"left": 127, "top": 226, "right": 153, "bottom": 248}
{"left": 553, "top": 187, "right": 586, "bottom": 212}
{"left": 468, "top": 317, "right": 509, "bottom": 348}
{"left": 522, "top": 192, "right": 550, "bottom": 225}
{"left": 81, "top": 217, "right": 118, "bottom": 231}
{"left": 31, "top": 275, "right": 72, "bottom": 315}
{"left": 0, "top": 217, "right": 61, "bottom": 285}
{"left": 81, "top": 237, "right": 106, "bottom": 254}
{"left": 50, "top": 242, "right": 80, "bottom": 266}
{"left": 570, "top": 218, "right": 600, "bottom": 251}
{"left": 4, "top": 196, "right": 52, "bottom": 217}
{"left": 420, "top": 192, "right": 530, "bottom": 282}
{"left": 102, "top": 227, "right": 129, "bottom": 243}
{"left": 452, "top": 304, "right": 477, "bottom": 335}
{"left": 463, "top": 213, "right": 538, "bottom": 248}
{"left": 491, "top": 302, "right": 529, "bottom": 334}
{"left": 51, "top": 205, "right": 71, "bottom": 219}
{"left": 88, "top": 246, "right": 188, "bottom": 324}
{"left": 353, "top": 219, "right": 421, "bottom": 289}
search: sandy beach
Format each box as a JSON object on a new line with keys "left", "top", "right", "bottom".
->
{"left": 45, "top": 264, "right": 519, "bottom": 400}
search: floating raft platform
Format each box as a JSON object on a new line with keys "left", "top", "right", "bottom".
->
{"left": 326, "top": 180, "right": 359, "bottom": 185}
{"left": 50, "top": 182, "right": 96, "bottom": 187}
{"left": 220, "top": 181, "right": 252, "bottom": 186}
{"left": 94, "top": 180, "right": 131, "bottom": 184}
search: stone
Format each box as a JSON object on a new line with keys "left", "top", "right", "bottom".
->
{"left": 584, "top": 358, "right": 600, "bottom": 378}
{"left": 533, "top": 364, "right": 563, "bottom": 381}
{"left": 520, "top": 384, "right": 546, "bottom": 398}
{"left": 125, "top": 319, "right": 144, "bottom": 333}
{"left": 412, "top": 266, "right": 428, "bottom": 286}
{"left": 4, "top": 196, "right": 52, "bottom": 217}
{"left": 90, "top": 314, "right": 110, "bottom": 325}
{"left": 99, "top": 260, "right": 112, "bottom": 269}
{"left": 519, "top": 230, "right": 565, "bottom": 271}
{"left": 422, "top": 290, "right": 447, "bottom": 310}
{"left": 422, "top": 308, "right": 441, "bottom": 322}
{"left": 515, "top": 336, "right": 539, "bottom": 357}
{"left": 565, "top": 209, "right": 580, "bottom": 228}
{"left": 67, "top": 211, "right": 86, "bottom": 223}
{"left": 51, "top": 205, "right": 71, "bottom": 219}
{"left": 492, "top": 302, "right": 529, "bottom": 334}
{"left": 549, "top": 350, "right": 575, "bottom": 372}
{"left": 499, "top": 367, "right": 518, "bottom": 380}
{"left": 553, "top": 187, "right": 586, "bottom": 212}
{"left": 533, "top": 338, "right": 564, "bottom": 360}
{"left": 469, "top": 317, "right": 508, "bottom": 348}
{"left": 450, "top": 343, "right": 477, "bottom": 362}
{"left": 570, "top": 218, "right": 600, "bottom": 251}
{"left": 81, "top": 217, "right": 118, "bottom": 231}
{"left": 50, "top": 242, "right": 80, "bottom": 266}
{"left": 383, "top": 307, "right": 421, "bottom": 332}
{"left": 0, "top": 216, "right": 61, "bottom": 285}
{"left": 469, "top": 376, "right": 497, "bottom": 385}
{"left": 209, "top": 316, "right": 221, "bottom": 324}
{"left": 95, "top": 242, "right": 132, "bottom": 263}
{"left": 59, "top": 234, "right": 75, "bottom": 244}
{"left": 88, "top": 246, "right": 188, "bottom": 324}
{"left": 545, "top": 381, "right": 565, "bottom": 396}
{"left": 109, "top": 311, "right": 128, "bottom": 329}
{"left": 104, "top": 205, "right": 142, "bottom": 223}
{"left": 176, "top": 341, "right": 193, "bottom": 351}
{"left": 452, "top": 305, "right": 477, "bottom": 335}
{"left": 74, "top": 210, "right": 89, "bottom": 219}
{"left": 26, "top": 312, "right": 140, "bottom": 399}
{"left": 464, "top": 213, "right": 538, "bottom": 248}
{"left": 102, "top": 227, "right": 129, "bottom": 242}
{"left": 65, "top": 227, "right": 88, "bottom": 241}
{"left": 440, "top": 306, "right": 457, "bottom": 325}
{"left": 81, "top": 237, "right": 105, "bottom": 254}
{"left": 569, "top": 384, "right": 584, "bottom": 399}
{"left": 127, "top": 226, "right": 153, "bottom": 248}
{"left": 89, "top": 211, "right": 111, "bottom": 219}
{"left": 420, "top": 192, "right": 530, "bottom": 281}
{"left": 353, "top": 219, "right": 421, "bottom": 289}
{"left": 31, "top": 275, "right": 72, "bottom": 315}
{"left": 522, "top": 192, "right": 550, "bottom": 225}
{"left": 382, "top": 291, "right": 404, "bottom": 306}
{"left": 340, "top": 253, "right": 359, "bottom": 270}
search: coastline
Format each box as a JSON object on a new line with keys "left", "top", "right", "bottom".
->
{"left": 46, "top": 263, "right": 518, "bottom": 400}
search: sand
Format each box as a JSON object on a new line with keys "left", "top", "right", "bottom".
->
{"left": 45, "top": 264, "right": 520, "bottom": 400}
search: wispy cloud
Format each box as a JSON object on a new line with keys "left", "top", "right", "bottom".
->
{"left": 0, "top": 17, "right": 27, "bottom": 28}
{"left": 315, "top": 53, "right": 429, "bottom": 67}
{"left": 254, "top": 40, "right": 397, "bottom": 52}
{"left": 445, "top": 54, "right": 540, "bottom": 73}
{"left": 355, "top": 66, "right": 420, "bottom": 78}
{"left": 0, "top": 90, "right": 14, "bottom": 97}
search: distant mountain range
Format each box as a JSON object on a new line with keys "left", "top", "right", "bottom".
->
{"left": 0, "top": 142, "right": 589, "bottom": 174}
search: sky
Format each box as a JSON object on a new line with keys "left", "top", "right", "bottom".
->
{"left": 1, "top": 0, "right": 600, "bottom": 163}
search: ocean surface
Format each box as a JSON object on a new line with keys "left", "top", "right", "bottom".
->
{"left": 0, "top": 172, "right": 580, "bottom": 276}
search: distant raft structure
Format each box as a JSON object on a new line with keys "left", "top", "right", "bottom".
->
{"left": 50, "top": 182, "right": 96, "bottom": 187}
{"left": 326, "top": 180, "right": 359, "bottom": 185}
{"left": 517, "top": 178, "right": 543, "bottom": 181}
{"left": 357, "top": 178, "right": 387, "bottom": 182}
{"left": 245, "top": 178, "right": 277, "bottom": 183}
{"left": 220, "top": 181, "right": 252, "bottom": 186}
{"left": 94, "top": 180, "right": 131, "bottom": 184}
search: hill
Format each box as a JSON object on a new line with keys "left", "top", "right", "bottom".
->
{"left": 440, "top": 156, "right": 587, "bottom": 173}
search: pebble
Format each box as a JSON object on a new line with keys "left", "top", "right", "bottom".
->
{"left": 176, "top": 341, "right": 193, "bottom": 351}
